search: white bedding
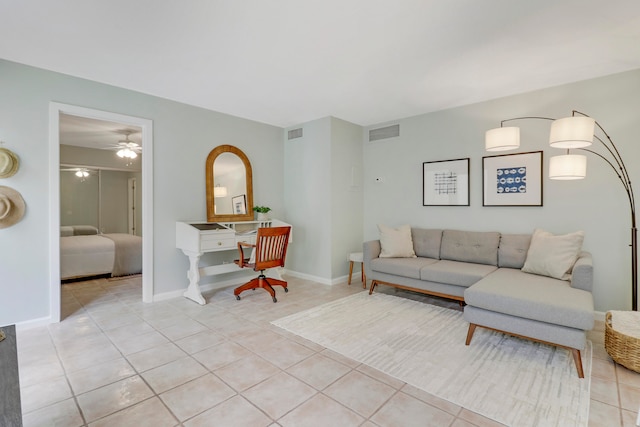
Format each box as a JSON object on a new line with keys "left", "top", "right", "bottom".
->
{"left": 60, "top": 233, "right": 142, "bottom": 280}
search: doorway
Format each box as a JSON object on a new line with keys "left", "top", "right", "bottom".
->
{"left": 49, "top": 103, "right": 153, "bottom": 322}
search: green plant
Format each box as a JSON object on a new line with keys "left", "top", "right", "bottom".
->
{"left": 252, "top": 206, "right": 271, "bottom": 213}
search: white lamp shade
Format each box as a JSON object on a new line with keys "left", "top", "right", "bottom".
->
{"left": 214, "top": 186, "right": 228, "bottom": 198}
{"left": 485, "top": 127, "right": 520, "bottom": 151}
{"left": 549, "top": 154, "right": 587, "bottom": 180}
{"left": 549, "top": 116, "right": 595, "bottom": 149}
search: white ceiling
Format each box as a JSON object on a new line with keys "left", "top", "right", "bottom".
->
{"left": 2, "top": 1, "right": 640, "bottom": 128}
{"left": 59, "top": 114, "right": 142, "bottom": 149}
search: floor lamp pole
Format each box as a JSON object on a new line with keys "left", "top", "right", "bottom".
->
{"left": 577, "top": 110, "right": 637, "bottom": 311}
{"left": 493, "top": 112, "right": 637, "bottom": 310}
{"left": 632, "top": 225, "right": 637, "bottom": 311}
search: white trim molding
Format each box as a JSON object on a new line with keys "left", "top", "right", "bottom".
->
{"left": 49, "top": 102, "right": 154, "bottom": 322}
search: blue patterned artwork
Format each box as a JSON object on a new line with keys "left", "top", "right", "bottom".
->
{"left": 496, "top": 167, "right": 527, "bottom": 194}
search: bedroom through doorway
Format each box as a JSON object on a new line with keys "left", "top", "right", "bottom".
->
{"left": 49, "top": 103, "right": 153, "bottom": 323}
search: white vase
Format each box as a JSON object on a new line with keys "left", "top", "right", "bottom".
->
{"left": 256, "top": 212, "right": 269, "bottom": 221}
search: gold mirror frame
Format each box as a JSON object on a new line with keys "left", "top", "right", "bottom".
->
{"left": 206, "top": 145, "right": 254, "bottom": 222}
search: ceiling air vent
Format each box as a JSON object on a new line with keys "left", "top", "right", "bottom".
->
{"left": 287, "top": 128, "right": 303, "bottom": 140}
{"left": 369, "top": 124, "right": 400, "bottom": 142}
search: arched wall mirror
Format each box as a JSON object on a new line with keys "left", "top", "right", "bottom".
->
{"left": 206, "top": 145, "right": 254, "bottom": 222}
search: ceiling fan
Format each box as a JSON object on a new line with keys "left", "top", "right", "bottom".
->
{"left": 60, "top": 167, "right": 96, "bottom": 181}
{"left": 114, "top": 131, "right": 141, "bottom": 159}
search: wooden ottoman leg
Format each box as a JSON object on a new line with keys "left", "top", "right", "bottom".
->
{"left": 572, "top": 349, "right": 585, "bottom": 378}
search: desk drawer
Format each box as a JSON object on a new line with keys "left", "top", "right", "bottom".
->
{"left": 201, "top": 237, "right": 235, "bottom": 251}
{"left": 236, "top": 236, "right": 256, "bottom": 245}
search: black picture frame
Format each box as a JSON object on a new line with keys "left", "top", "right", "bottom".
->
{"left": 482, "top": 151, "right": 543, "bottom": 206}
{"left": 423, "top": 158, "right": 470, "bottom": 206}
{"left": 232, "top": 194, "right": 247, "bottom": 214}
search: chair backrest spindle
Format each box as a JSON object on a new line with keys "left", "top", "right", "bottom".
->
{"left": 254, "top": 226, "right": 291, "bottom": 271}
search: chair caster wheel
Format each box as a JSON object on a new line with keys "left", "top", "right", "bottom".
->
{"left": 284, "top": 288, "right": 288, "bottom": 293}
{"left": 272, "top": 297, "right": 277, "bottom": 303}
{"left": 236, "top": 295, "right": 241, "bottom": 300}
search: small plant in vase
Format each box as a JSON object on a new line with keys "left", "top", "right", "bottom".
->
{"left": 253, "top": 206, "right": 272, "bottom": 221}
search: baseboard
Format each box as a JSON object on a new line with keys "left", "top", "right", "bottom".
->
{"left": 15, "top": 316, "right": 53, "bottom": 330}
{"left": 283, "top": 269, "right": 337, "bottom": 285}
{"left": 153, "top": 277, "right": 243, "bottom": 302}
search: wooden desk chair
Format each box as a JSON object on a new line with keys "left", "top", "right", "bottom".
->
{"left": 234, "top": 226, "right": 291, "bottom": 303}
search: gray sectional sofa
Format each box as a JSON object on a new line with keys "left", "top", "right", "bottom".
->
{"left": 363, "top": 228, "right": 595, "bottom": 377}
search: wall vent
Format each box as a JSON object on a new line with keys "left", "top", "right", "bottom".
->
{"left": 288, "top": 128, "right": 303, "bottom": 140}
{"left": 369, "top": 124, "right": 400, "bottom": 141}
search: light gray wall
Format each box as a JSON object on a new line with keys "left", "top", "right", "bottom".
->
{"left": 100, "top": 170, "right": 129, "bottom": 234}
{"left": 283, "top": 118, "right": 332, "bottom": 279}
{"left": 363, "top": 69, "right": 640, "bottom": 312}
{"left": 283, "top": 117, "right": 363, "bottom": 282}
{"left": 60, "top": 171, "right": 99, "bottom": 227}
{"left": 0, "top": 59, "right": 283, "bottom": 326}
{"left": 330, "top": 118, "right": 364, "bottom": 277}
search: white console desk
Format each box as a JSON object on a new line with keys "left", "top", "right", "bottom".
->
{"left": 176, "top": 219, "right": 292, "bottom": 304}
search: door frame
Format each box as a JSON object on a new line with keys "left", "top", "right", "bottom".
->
{"left": 49, "top": 103, "right": 154, "bottom": 322}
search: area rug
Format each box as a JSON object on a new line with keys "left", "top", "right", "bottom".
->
{"left": 272, "top": 291, "right": 591, "bottom": 427}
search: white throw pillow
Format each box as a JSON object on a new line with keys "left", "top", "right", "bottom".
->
{"left": 378, "top": 224, "right": 417, "bottom": 258}
{"left": 521, "top": 228, "right": 585, "bottom": 280}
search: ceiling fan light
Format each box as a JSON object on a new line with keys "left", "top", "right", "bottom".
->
{"left": 549, "top": 116, "right": 595, "bottom": 149}
{"left": 117, "top": 149, "right": 126, "bottom": 158}
{"left": 485, "top": 127, "right": 520, "bottom": 151}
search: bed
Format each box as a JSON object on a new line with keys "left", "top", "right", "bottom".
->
{"left": 60, "top": 225, "right": 142, "bottom": 280}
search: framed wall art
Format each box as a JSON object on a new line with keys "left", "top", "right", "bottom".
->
{"left": 423, "top": 158, "right": 470, "bottom": 206}
{"left": 232, "top": 194, "right": 247, "bottom": 214}
{"left": 482, "top": 151, "right": 543, "bottom": 206}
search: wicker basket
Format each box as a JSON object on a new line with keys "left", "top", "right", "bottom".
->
{"left": 605, "top": 311, "right": 640, "bottom": 373}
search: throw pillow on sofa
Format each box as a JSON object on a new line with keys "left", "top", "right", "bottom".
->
{"left": 521, "top": 228, "right": 585, "bottom": 280}
{"left": 378, "top": 224, "right": 417, "bottom": 258}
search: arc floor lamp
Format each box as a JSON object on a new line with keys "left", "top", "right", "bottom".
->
{"left": 485, "top": 110, "right": 637, "bottom": 311}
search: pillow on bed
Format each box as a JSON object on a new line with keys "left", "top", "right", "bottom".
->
{"left": 72, "top": 225, "right": 99, "bottom": 235}
{"left": 60, "top": 226, "right": 74, "bottom": 237}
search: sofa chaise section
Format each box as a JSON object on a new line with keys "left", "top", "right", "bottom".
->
{"left": 363, "top": 226, "right": 595, "bottom": 377}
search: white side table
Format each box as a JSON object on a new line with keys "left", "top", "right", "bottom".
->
{"left": 348, "top": 252, "right": 366, "bottom": 288}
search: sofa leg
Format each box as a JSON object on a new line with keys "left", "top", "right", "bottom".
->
{"left": 369, "top": 280, "right": 377, "bottom": 295}
{"left": 572, "top": 349, "right": 585, "bottom": 378}
{"left": 465, "top": 324, "right": 477, "bottom": 345}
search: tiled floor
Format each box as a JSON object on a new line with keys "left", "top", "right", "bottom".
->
{"left": 16, "top": 274, "right": 640, "bottom": 426}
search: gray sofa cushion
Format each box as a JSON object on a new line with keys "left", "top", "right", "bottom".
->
{"left": 440, "top": 230, "right": 500, "bottom": 266}
{"left": 411, "top": 228, "right": 443, "bottom": 259}
{"left": 420, "top": 260, "right": 498, "bottom": 287}
{"left": 371, "top": 257, "right": 438, "bottom": 280}
{"left": 464, "top": 268, "right": 594, "bottom": 330}
{"left": 498, "top": 234, "right": 531, "bottom": 268}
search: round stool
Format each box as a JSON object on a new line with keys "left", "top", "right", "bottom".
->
{"left": 348, "top": 252, "right": 366, "bottom": 288}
